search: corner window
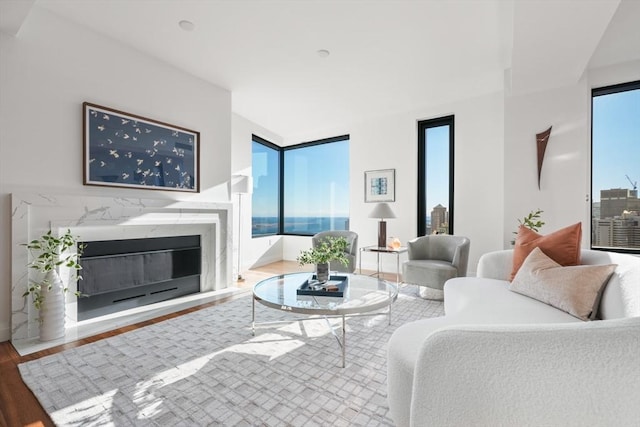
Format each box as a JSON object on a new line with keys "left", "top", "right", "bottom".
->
{"left": 251, "top": 135, "right": 350, "bottom": 237}
{"left": 283, "top": 137, "right": 350, "bottom": 235}
{"left": 591, "top": 81, "right": 640, "bottom": 253}
{"left": 417, "top": 116, "right": 454, "bottom": 236}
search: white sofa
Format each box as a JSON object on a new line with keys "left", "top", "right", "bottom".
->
{"left": 387, "top": 249, "right": 640, "bottom": 427}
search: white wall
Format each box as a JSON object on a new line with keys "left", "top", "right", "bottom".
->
{"left": 240, "top": 92, "right": 505, "bottom": 276}
{"left": 244, "top": 58, "right": 638, "bottom": 279}
{"left": 503, "top": 59, "right": 640, "bottom": 249}
{"left": 588, "top": 59, "right": 640, "bottom": 93}
{"left": 348, "top": 92, "right": 505, "bottom": 275}
{"left": 0, "top": 7, "right": 232, "bottom": 341}
{"left": 504, "top": 80, "right": 591, "bottom": 244}
{"left": 231, "top": 113, "right": 284, "bottom": 273}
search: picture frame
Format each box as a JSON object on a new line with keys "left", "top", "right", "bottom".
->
{"left": 364, "top": 169, "right": 395, "bottom": 202}
{"left": 83, "top": 102, "right": 200, "bottom": 192}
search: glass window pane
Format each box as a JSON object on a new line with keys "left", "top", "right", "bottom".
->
{"left": 592, "top": 83, "right": 640, "bottom": 252}
{"left": 283, "top": 139, "right": 350, "bottom": 235}
{"left": 424, "top": 125, "right": 450, "bottom": 234}
{"left": 252, "top": 139, "right": 280, "bottom": 237}
{"left": 418, "top": 116, "right": 453, "bottom": 236}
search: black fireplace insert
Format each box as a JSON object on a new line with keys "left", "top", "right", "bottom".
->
{"left": 77, "top": 235, "right": 201, "bottom": 320}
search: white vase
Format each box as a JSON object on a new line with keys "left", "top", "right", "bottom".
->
{"left": 39, "top": 270, "right": 66, "bottom": 341}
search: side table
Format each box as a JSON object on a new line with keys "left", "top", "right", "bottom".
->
{"left": 359, "top": 245, "right": 407, "bottom": 284}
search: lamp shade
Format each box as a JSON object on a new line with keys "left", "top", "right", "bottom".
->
{"left": 369, "top": 202, "right": 396, "bottom": 220}
{"left": 231, "top": 175, "right": 253, "bottom": 194}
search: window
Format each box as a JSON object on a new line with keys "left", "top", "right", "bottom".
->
{"left": 283, "top": 137, "right": 350, "bottom": 235}
{"left": 417, "top": 116, "right": 454, "bottom": 236}
{"left": 251, "top": 136, "right": 280, "bottom": 237}
{"left": 251, "top": 135, "right": 350, "bottom": 237}
{"left": 591, "top": 81, "right": 640, "bottom": 253}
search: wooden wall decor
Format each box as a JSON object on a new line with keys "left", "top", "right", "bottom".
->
{"left": 536, "top": 126, "right": 552, "bottom": 190}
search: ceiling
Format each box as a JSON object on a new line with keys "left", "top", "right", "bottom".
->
{"left": 3, "top": 0, "right": 639, "bottom": 143}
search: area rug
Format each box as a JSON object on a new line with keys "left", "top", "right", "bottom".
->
{"left": 19, "top": 285, "right": 443, "bottom": 426}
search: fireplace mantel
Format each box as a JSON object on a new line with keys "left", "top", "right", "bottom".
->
{"left": 11, "top": 192, "right": 233, "bottom": 351}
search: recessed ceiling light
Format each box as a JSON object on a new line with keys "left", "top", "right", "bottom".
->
{"left": 317, "top": 49, "right": 330, "bottom": 58}
{"left": 179, "top": 20, "right": 195, "bottom": 32}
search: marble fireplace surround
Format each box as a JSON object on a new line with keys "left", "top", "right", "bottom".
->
{"left": 11, "top": 193, "right": 234, "bottom": 354}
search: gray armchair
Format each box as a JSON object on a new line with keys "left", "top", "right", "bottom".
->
{"left": 402, "top": 235, "right": 470, "bottom": 299}
{"left": 312, "top": 231, "right": 358, "bottom": 273}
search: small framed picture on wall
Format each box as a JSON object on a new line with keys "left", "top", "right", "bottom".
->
{"left": 364, "top": 169, "right": 395, "bottom": 202}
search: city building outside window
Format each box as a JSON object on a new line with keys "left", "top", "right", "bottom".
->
{"left": 417, "top": 116, "right": 454, "bottom": 236}
{"left": 591, "top": 80, "right": 640, "bottom": 253}
{"left": 251, "top": 135, "right": 350, "bottom": 237}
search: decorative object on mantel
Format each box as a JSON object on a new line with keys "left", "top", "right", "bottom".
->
{"left": 536, "top": 126, "right": 552, "bottom": 190}
{"left": 22, "top": 230, "right": 84, "bottom": 341}
{"left": 511, "top": 209, "right": 545, "bottom": 245}
{"left": 369, "top": 202, "right": 396, "bottom": 248}
{"left": 83, "top": 102, "right": 200, "bottom": 192}
{"left": 364, "top": 169, "right": 395, "bottom": 202}
{"left": 231, "top": 175, "right": 253, "bottom": 282}
{"left": 296, "top": 236, "right": 349, "bottom": 283}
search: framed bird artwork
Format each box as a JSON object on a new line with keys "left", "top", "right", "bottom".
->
{"left": 83, "top": 102, "right": 200, "bottom": 192}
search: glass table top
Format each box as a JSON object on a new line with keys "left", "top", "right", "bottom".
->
{"left": 253, "top": 272, "right": 398, "bottom": 316}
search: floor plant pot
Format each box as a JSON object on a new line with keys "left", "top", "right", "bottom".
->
{"left": 316, "top": 262, "right": 330, "bottom": 283}
{"left": 39, "top": 270, "right": 66, "bottom": 341}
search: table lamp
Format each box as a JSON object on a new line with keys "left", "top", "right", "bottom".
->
{"left": 369, "top": 202, "right": 396, "bottom": 248}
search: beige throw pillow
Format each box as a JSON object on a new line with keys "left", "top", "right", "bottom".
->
{"left": 510, "top": 247, "right": 616, "bottom": 321}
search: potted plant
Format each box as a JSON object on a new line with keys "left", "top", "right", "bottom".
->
{"left": 296, "top": 236, "right": 349, "bottom": 283}
{"left": 23, "top": 229, "right": 84, "bottom": 341}
{"left": 511, "top": 209, "right": 545, "bottom": 245}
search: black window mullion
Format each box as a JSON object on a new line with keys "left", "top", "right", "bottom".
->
{"left": 278, "top": 148, "right": 285, "bottom": 235}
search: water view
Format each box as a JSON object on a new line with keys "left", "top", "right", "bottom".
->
{"left": 253, "top": 217, "right": 349, "bottom": 236}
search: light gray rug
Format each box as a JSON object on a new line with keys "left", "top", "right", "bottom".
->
{"left": 19, "top": 285, "right": 443, "bottom": 426}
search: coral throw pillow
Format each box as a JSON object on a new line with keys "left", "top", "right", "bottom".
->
{"left": 510, "top": 222, "right": 582, "bottom": 281}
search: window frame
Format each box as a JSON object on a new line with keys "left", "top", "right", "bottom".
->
{"left": 590, "top": 80, "right": 640, "bottom": 254}
{"left": 417, "top": 115, "right": 455, "bottom": 236}
{"left": 251, "top": 134, "right": 350, "bottom": 237}
{"left": 251, "top": 134, "right": 283, "bottom": 238}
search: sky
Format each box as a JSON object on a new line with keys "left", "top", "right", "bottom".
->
{"left": 424, "top": 125, "right": 450, "bottom": 216}
{"left": 283, "top": 140, "right": 349, "bottom": 217}
{"left": 592, "top": 87, "right": 640, "bottom": 202}
{"left": 252, "top": 140, "right": 349, "bottom": 217}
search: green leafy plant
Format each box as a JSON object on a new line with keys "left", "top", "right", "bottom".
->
{"left": 22, "top": 229, "right": 85, "bottom": 310}
{"left": 296, "top": 236, "right": 349, "bottom": 267}
{"left": 514, "top": 209, "right": 545, "bottom": 237}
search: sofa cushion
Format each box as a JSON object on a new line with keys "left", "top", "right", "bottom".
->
{"left": 510, "top": 222, "right": 582, "bottom": 280}
{"left": 510, "top": 247, "right": 616, "bottom": 321}
{"left": 444, "top": 277, "right": 581, "bottom": 324}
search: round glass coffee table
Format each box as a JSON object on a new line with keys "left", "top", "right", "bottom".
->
{"left": 252, "top": 272, "right": 398, "bottom": 367}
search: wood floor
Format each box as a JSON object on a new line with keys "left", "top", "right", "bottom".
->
{"left": 0, "top": 261, "right": 389, "bottom": 427}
